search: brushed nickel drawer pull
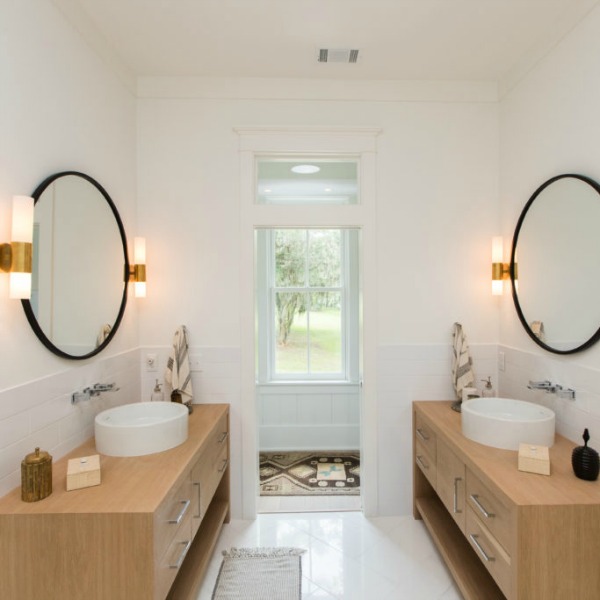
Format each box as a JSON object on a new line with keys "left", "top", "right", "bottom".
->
{"left": 416, "top": 455, "right": 429, "bottom": 470}
{"left": 416, "top": 428, "right": 430, "bottom": 442}
{"left": 168, "top": 499, "right": 191, "bottom": 524}
{"left": 218, "top": 459, "right": 228, "bottom": 473}
{"left": 470, "top": 494, "right": 495, "bottom": 518}
{"left": 169, "top": 540, "right": 192, "bottom": 569}
{"left": 469, "top": 533, "right": 495, "bottom": 562}
{"left": 217, "top": 431, "right": 228, "bottom": 443}
{"left": 453, "top": 477, "right": 462, "bottom": 514}
{"left": 193, "top": 482, "right": 201, "bottom": 518}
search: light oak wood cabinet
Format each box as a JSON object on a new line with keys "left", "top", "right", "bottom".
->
{"left": 413, "top": 401, "right": 600, "bottom": 600}
{"left": 0, "top": 403, "right": 230, "bottom": 600}
{"left": 436, "top": 438, "right": 466, "bottom": 532}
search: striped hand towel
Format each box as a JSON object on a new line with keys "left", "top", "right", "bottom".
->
{"left": 165, "top": 325, "right": 194, "bottom": 403}
{"left": 96, "top": 323, "right": 112, "bottom": 348}
{"left": 452, "top": 322, "right": 475, "bottom": 401}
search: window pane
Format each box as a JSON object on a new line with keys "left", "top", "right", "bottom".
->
{"left": 275, "top": 292, "right": 307, "bottom": 373}
{"left": 275, "top": 230, "right": 306, "bottom": 287}
{"left": 308, "top": 230, "right": 341, "bottom": 287}
{"left": 309, "top": 292, "right": 342, "bottom": 373}
{"left": 257, "top": 158, "right": 359, "bottom": 205}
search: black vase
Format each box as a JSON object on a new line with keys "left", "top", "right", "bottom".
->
{"left": 572, "top": 429, "right": 600, "bottom": 481}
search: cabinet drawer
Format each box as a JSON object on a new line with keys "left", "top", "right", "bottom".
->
{"left": 466, "top": 469, "right": 512, "bottom": 554}
{"left": 155, "top": 506, "right": 193, "bottom": 600}
{"left": 190, "top": 411, "right": 229, "bottom": 534}
{"left": 415, "top": 412, "right": 436, "bottom": 458}
{"left": 206, "top": 412, "right": 229, "bottom": 461}
{"left": 200, "top": 442, "right": 228, "bottom": 518}
{"left": 154, "top": 477, "right": 194, "bottom": 563}
{"left": 415, "top": 439, "right": 437, "bottom": 489}
{"left": 466, "top": 506, "right": 511, "bottom": 598}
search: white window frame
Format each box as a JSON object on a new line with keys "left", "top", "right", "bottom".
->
{"left": 258, "top": 228, "right": 358, "bottom": 383}
{"left": 255, "top": 155, "right": 361, "bottom": 205}
{"left": 237, "top": 126, "right": 380, "bottom": 519}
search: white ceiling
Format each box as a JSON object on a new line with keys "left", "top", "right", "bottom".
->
{"left": 55, "top": 0, "right": 598, "bottom": 84}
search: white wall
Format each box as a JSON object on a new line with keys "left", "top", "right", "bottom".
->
{"left": 137, "top": 82, "right": 500, "bottom": 515}
{"left": 498, "top": 3, "right": 600, "bottom": 442}
{"left": 0, "top": 1, "right": 138, "bottom": 494}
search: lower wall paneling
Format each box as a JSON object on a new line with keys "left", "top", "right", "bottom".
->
{"left": 258, "top": 384, "right": 360, "bottom": 451}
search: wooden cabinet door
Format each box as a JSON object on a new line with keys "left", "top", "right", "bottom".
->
{"left": 436, "top": 438, "right": 466, "bottom": 532}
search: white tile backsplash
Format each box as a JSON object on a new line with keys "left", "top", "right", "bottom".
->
{"left": 0, "top": 348, "right": 140, "bottom": 497}
{"left": 498, "top": 345, "right": 600, "bottom": 445}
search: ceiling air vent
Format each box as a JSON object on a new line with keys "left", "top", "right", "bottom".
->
{"left": 318, "top": 49, "right": 360, "bottom": 63}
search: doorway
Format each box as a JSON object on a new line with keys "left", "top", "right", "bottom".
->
{"left": 255, "top": 227, "right": 362, "bottom": 513}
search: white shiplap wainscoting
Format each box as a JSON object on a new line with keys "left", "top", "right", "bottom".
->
{"left": 0, "top": 349, "right": 141, "bottom": 498}
{"left": 257, "top": 384, "right": 360, "bottom": 451}
{"left": 498, "top": 345, "right": 600, "bottom": 445}
{"left": 376, "top": 343, "right": 498, "bottom": 516}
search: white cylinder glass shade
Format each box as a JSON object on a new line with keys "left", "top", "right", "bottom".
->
{"left": 11, "top": 196, "right": 34, "bottom": 243}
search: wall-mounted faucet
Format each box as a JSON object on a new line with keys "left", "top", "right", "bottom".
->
{"left": 72, "top": 382, "right": 119, "bottom": 405}
{"left": 528, "top": 380, "right": 576, "bottom": 400}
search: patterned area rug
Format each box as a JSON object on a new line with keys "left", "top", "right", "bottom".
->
{"left": 259, "top": 451, "right": 360, "bottom": 496}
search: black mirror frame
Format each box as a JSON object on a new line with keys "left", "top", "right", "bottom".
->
{"left": 510, "top": 173, "right": 600, "bottom": 355}
{"left": 21, "top": 171, "right": 130, "bottom": 360}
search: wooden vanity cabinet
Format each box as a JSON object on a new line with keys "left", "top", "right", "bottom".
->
{"left": 413, "top": 401, "right": 600, "bottom": 600}
{"left": 0, "top": 404, "right": 230, "bottom": 600}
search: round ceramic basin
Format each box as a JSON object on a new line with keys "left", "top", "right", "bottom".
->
{"left": 461, "top": 397, "right": 555, "bottom": 451}
{"left": 95, "top": 402, "right": 189, "bottom": 457}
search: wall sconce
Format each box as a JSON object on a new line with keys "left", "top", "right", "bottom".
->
{"left": 0, "top": 196, "right": 34, "bottom": 299}
{"left": 491, "top": 236, "right": 510, "bottom": 296}
{"left": 491, "top": 236, "right": 518, "bottom": 295}
{"left": 129, "top": 236, "right": 146, "bottom": 298}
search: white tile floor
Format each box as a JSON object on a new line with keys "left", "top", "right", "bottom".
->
{"left": 196, "top": 511, "right": 463, "bottom": 599}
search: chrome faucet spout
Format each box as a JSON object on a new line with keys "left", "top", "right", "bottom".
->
{"left": 527, "top": 380, "right": 553, "bottom": 390}
{"left": 527, "top": 380, "right": 576, "bottom": 400}
{"left": 72, "top": 382, "right": 119, "bottom": 404}
{"left": 92, "top": 382, "right": 119, "bottom": 393}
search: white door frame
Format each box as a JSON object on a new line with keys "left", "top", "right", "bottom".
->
{"left": 237, "top": 127, "right": 380, "bottom": 518}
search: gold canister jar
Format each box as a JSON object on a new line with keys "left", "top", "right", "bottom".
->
{"left": 21, "top": 447, "right": 52, "bottom": 502}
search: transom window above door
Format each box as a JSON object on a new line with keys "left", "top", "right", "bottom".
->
{"left": 256, "top": 157, "right": 359, "bottom": 205}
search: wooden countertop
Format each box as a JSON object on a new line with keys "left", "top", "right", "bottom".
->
{"left": 414, "top": 401, "right": 600, "bottom": 507}
{"left": 0, "top": 403, "right": 229, "bottom": 515}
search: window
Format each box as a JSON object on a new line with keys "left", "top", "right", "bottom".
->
{"left": 256, "top": 157, "right": 359, "bottom": 205}
{"left": 257, "top": 228, "right": 358, "bottom": 382}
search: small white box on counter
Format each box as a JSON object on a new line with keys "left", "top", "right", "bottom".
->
{"left": 66, "top": 454, "right": 101, "bottom": 491}
{"left": 518, "top": 443, "right": 550, "bottom": 476}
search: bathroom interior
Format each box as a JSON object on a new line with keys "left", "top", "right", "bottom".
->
{"left": 2, "top": 1, "right": 600, "bottom": 599}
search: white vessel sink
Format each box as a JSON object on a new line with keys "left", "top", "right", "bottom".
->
{"left": 461, "top": 397, "right": 555, "bottom": 451}
{"left": 95, "top": 402, "right": 189, "bottom": 457}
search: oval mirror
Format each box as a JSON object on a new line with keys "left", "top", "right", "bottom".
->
{"left": 511, "top": 173, "right": 600, "bottom": 354}
{"left": 21, "top": 172, "right": 129, "bottom": 359}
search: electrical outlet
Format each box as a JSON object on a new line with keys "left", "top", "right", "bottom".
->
{"left": 146, "top": 353, "right": 157, "bottom": 372}
{"left": 189, "top": 355, "right": 202, "bottom": 372}
{"left": 498, "top": 351, "right": 505, "bottom": 372}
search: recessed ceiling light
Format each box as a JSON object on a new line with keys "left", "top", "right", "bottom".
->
{"left": 291, "top": 165, "right": 320, "bottom": 174}
{"left": 264, "top": 188, "right": 272, "bottom": 193}
{"left": 324, "top": 187, "right": 332, "bottom": 192}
